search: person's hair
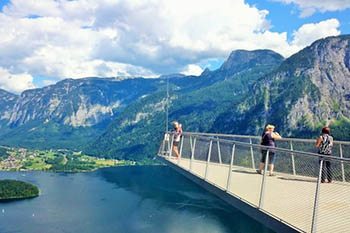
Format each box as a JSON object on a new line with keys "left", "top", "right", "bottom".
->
{"left": 322, "top": 127, "right": 330, "bottom": 134}
{"left": 265, "top": 124, "right": 275, "bottom": 130}
{"left": 172, "top": 121, "right": 179, "bottom": 128}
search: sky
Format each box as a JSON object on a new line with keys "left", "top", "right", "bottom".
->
{"left": 0, "top": 0, "right": 350, "bottom": 93}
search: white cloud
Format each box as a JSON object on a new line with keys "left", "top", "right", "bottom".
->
{"left": 181, "top": 64, "right": 203, "bottom": 76}
{"left": 0, "top": 67, "right": 35, "bottom": 93}
{"left": 0, "top": 0, "right": 345, "bottom": 93}
{"left": 292, "top": 19, "right": 341, "bottom": 47}
{"left": 42, "top": 79, "right": 56, "bottom": 86}
{"left": 274, "top": 0, "right": 350, "bottom": 17}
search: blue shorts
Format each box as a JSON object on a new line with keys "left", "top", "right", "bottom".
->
{"left": 261, "top": 150, "right": 276, "bottom": 164}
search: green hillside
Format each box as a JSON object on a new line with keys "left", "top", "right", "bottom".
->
{"left": 87, "top": 50, "right": 284, "bottom": 159}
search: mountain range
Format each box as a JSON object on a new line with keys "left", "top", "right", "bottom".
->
{"left": 0, "top": 35, "right": 349, "bottom": 160}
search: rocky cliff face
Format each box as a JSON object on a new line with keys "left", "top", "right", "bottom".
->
{"left": 0, "top": 77, "right": 162, "bottom": 149}
{"left": 219, "top": 49, "right": 284, "bottom": 74}
{"left": 290, "top": 36, "right": 350, "bottom": 124}
{"left": 6, "top": 78, "right": 160, "bottom": 128}
{"left": 213, "top": 35, "right": 350, "bottom": 136}
{"left": 0, "top": 89, "right": 18, "bottom": 123}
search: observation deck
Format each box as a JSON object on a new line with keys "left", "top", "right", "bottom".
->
{"left": 158, "top": 132, "right": 350, "bottom": 233}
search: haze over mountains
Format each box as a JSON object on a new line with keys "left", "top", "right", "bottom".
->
{"left": 0, "top": 35, "right": 349, "bottom": 160}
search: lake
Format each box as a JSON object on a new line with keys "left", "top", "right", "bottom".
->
{"left": 0, "top": 166, "right": 274, "bottom": 233}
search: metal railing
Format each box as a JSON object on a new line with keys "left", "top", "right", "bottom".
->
{"left": 158, "top": 132, "right": 350, "bottom": 233}
{"left": 183, "top": 131, "right": 350, "bottom": 155}
{"left": 183, "top": 132, "right": 350, "bottom": 182}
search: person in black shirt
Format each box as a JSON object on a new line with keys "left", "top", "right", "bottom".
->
{"left": 257, "top": 124, "right": 281, "bottom": 176}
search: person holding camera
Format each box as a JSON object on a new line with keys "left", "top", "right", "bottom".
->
{"left": 172, "top": 121, "right": 182, "bottom": 158}
{"left": 257, "top": 124, "right": 282, "bottom": 176}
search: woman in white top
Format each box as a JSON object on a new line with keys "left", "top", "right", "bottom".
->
{"left": 172, "top": 121, "right": 182, "bottom": 158}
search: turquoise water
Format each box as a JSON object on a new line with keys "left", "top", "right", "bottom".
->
{"left": 0, "top": 166, "right": 274, "bottom": 233}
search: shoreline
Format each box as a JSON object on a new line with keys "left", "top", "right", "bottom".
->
{"left": 0, "top": 194, "right": 39, "bottom": 202}
{"left": 0, "top": 163, "right": 165, "bottom": 173}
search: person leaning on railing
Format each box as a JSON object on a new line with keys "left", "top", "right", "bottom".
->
{"left": 257, "top": 124, "right": 282, "bottom": 176}
{"left": 315, "top": 127, "right": 334, "bottom": 183}
{"left": 172, "top": 121, "right": 182, "bottom": 158}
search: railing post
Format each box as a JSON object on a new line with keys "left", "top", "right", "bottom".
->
{"left": 226, "top": 144, "right": 236, "bottom": 191}
{"left": 290, "top": 141, "right": 296, "bottom": 176}
{"left": 258, "top": 150, "right": 269, "bottom": 209}
{"left": 217, "top": 138, "right": 222, "bottom": 164}
{"left": 189, "top": 135, "right": 193, "bottom": 152}
{"left": 189, "top": 137, "right": 196, "bottom": 172}
{"left": 205, "top": 140, "right": 213, "bottom": 180}
{"left": 158, "top": 139, "right": 163, "bottom": 156}
{"left": 163, "top": 133, "right": 168, "bottom": 155}
{"left": 178, "top": 135, "right": 184, "bottom": 165}
{"left": 168, "top": 134, "right": 174, "bottom": 159}
{"left": 340, "top": 144, "right": 345, "bottom": 182}
{"left": 249, "top": 138, "right": 255, "bottom": 169}
{"left": 311, "top": 159, "right": 323, "bottom": 233}
{"left": 161, "top": 133, "right": 170, "bottom": 156}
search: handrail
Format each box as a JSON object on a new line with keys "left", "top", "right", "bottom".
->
{"left": 182, "top": 131, "right": 350, "bottom": 145}
{"left": 180, "top": 133, "right": 350, "bottom": 163}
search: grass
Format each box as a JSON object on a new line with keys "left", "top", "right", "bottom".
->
{"left": 0, "top": 148, "right": 122, "bottom": 172}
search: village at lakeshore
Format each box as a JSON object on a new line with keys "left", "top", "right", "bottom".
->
{"left": 0, "top": 146, "right": 139, "bottom": 201}
{"left": 0, "top": 146, "right": 136, "bottom": 172}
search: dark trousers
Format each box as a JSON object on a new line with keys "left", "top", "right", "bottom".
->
{"left": 320, "top": 160, "right": 332, "bottom": 182}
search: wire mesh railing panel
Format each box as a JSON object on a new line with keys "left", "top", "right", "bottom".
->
{"left": 230, "top": 137, "right": 250, "bottom": 143}
{"left": 250, "top": 138, "right": 261, "bottom": 145}
{"left": 270, "top": 150, "right": 295, "bottom": 175}
{"left": 181, "top": 135, "right": 192, "bottom": 159}
{"left": 252, "top": 147, "right": 262, "bottom": 170}
{"left": 210, "top": 140, "right": 220, "bottom": 163}
{"left": 216, "top": 136, "right": 251, "bottom": 143}
{"left": 330, "top": 144, "right": 341, "bottom": 158}
{"left": 274, "top": 140, "right": 292, "bottom": 151}
{"left": 317, "top": 159, "right": 350, "bottom": 233}
{"left": 289, "top": 141, "right": 316, "bottom": 154}
{"left": 293, "top": 154, "right": 319, "bottom": 178}
{"left": 344, "top": 163, "right": 350, "bottom": 182}
{"left": 232, "top": 144, "right": 255, "bottom": 169}
{"left": 219, "top": 141, "right": 233, "bottom": 165}
{"left": 263, "top": 151, "right": 319, "bottom": 233}
{"left": 229, "top": 144, "right": 263, "bottom": 207}
{"left": 158, "top": 140, "right": 165, "bottom": 156}
{"left": 193, "top": 137, "right": 210, "bottom": 161}
{"left": 340, "top": 144, "right": 350, "bottom": 158}
{"left": 323, "top": 158, "right": 344, "bottom": 182}
{"left": 184, "top": 131, "right": 350, "bottom": 158}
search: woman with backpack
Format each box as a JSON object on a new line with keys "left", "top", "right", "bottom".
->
{"left": 316, "top": 127, "right": 334, "bottom": 183}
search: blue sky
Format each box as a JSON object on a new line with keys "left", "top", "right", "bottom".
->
{"left": 247, "top": 0, "right": 350, "bottom": 39}
{"left": 0, "top": 0, "right": 9, "bottom": 8}
{"left": 0, "top": 0, "right": 349, "bottom": 92}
